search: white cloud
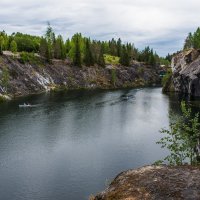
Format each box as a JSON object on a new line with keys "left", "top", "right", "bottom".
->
{"left": 0, "top": 0, "right": 199, "bottom": 56}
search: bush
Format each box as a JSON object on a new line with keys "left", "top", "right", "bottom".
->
{"left": 157, "top": 101, "right": 200, "bottom": 165}
{"left": 104, "top": 54, "right": 120, "bottom": 65}
{"left": 19, "top": 52, "right": 38, "bottom": 64}
{"left": 162, "top": 69, "right": 172, "bottom": 86}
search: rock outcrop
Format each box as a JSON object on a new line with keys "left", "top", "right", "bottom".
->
{"left": 93, "top": 165, "right": 200, "bottom": 200}
{"left": 164, "top": 49, "right": 200, "bottom": 96}
{"left": 0, "top": 55, "right": 161, "bottom": 100}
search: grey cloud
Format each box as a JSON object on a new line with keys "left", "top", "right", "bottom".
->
{"left": 0, "top": 0, "right": 199, "bottom": 56}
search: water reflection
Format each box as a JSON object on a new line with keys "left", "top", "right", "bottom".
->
{"left": 1, "top": 88, "right": 195, "bottom": 200}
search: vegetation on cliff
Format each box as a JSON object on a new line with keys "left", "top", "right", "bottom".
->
{"left": 157, "top": 101, "right": 200, "bottom": 165}
{"left": 184, "top": 27, "right": 200, "bottom": 50}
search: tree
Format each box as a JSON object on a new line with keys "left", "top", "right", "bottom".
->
{"left": 97, "top": 46, "right": 105, "bottom": 67}
{"left": 39, "top": 37, "right": 51, "bottom": 62}
{"left": 157, "top": 101, "right": 200, "bottom": 165}
{"left": 184, "top": 32, "right": 193, "bottom": 50}
{"left": 119, "top": 45, "right": 130, "bottom": 66}
{"left": 0, "top": 36, "right": 4, "bottom": 55}
{"left": 117, "top": 38, "right": 122, "bottom": 57}
{"left": 83, "top": 39, "right": 94, "bottom": 66}
{"left": 73, "top": 34, "right": 82, "bottom": 67}
{"left": 65, "top": 39, "right": 71, "bottom": 55}
{"left": 54, "top": 35, "right": 66, "bottom": 60}
{"left": 10, "top": 40, "right": 17, "bottom": 53}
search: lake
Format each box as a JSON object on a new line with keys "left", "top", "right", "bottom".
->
{"left": 0, "top": 88, "right": 186, "bottom": 200}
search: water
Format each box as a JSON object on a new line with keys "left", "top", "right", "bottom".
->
{"left": 0, "top": 88, "right": 188, "bottom": 200}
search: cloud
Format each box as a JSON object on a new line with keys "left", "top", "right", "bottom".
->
{"left": 0, "top": 0, "right": 199, "bottom": 56}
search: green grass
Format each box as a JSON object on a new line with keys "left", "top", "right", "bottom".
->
{"left": 104, "top": 54, "right": 120, "bottom": 65}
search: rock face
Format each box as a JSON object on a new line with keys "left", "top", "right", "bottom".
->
{"left": 93, "top": 165, "right": 200, "bottom": 200}
{"left": 0, "top": 55, "right": 161, "bottom": 99}
{"left": 167, "top": 49, "right": 200, "bottom": 96}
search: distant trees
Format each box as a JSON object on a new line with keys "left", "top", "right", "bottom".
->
{"left": 0, "top": 24, "right": 166, "bottom": 67}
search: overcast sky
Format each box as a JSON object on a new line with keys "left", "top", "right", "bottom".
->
{"left": 0, "top": 0, "right": 199, "bottom": 56}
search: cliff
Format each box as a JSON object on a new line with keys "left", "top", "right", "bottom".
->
{"left": 0, "top": 54, "right": 161, "bottom": 100}
{"left": 92, "top": 165, "right": 200, "bottom": 200}
{"left": 163, "top": 49, "right": 200, "bottom": 96}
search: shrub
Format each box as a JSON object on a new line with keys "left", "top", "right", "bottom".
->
{"left": 157, "top": 101, "right": 200, "bottom": 165}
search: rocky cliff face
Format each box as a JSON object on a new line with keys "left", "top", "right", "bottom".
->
{"left": 92, "top": 165, "right": 200, "bottom": 200}
{"left": 165, "top": 49, "right": 200, "bottom": 96}
{"left": 0, "top": 55, "right": 161, "bottom": 100}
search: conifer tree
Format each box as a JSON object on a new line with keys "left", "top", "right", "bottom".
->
{"left": 97, "top": 46, "right": 105, "bottom": 67}
{"left": 73, "top": 34, "right": 82, "bottom": 67}
{"left": 117, "top": 38, "right": 122, "bottom": 57}
{"left": 10, "top": 40, "right": 17, "bottom": 53}
{"left": 84, "top": 39, "right": 94, "bottom": 66}
{"left": 119, "top": 45, "right": 130, "bottom": 66}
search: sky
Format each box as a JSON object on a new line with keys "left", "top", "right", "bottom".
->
{"left": 0, "top": 0, "right": 199, "bottom": 56}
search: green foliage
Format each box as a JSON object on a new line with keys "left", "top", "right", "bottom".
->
{"left": 19, "top": 52, "right": 38, "bottom": 64}
{"left": 183, "top": 28, "right": 200, "bottom": 50}
{"left": 138, "top": 46, "right": 157, "bottom": 65}
{"left": 0, "top": 26, "right": 164, "bottom": 67}
{"left": 159, "top": 57, "right": 170, "bottom": 66}
{"left": 72, "top": 33, "right": 82, "bottom": 67}
{"left": 83, "top": 38, "right": 94, "bottom": 66}
{"left": 157, "top": 101, "right": 200, "bottom": 165}
{"left": 54, "top": 35, "right": 66, "bottom": 60}
{"left": 162, "top": 69, "right": 172, "bottom": 86}
{"left": 0, "top": 36, "right": 4, "bottom": 55}
{"left": 97, "top": 46, "right": 105, "bottom": 67}
{"left": 104, "top": 54, "right": 120, "bottom": 65}
{"left": 10, "top": 40, "right": 17, "bottom": 53}
{"left": 0, "top": 66, "right": 10, "bottom": 92}
{"left": 12, "top": 32, "right": 40, "bottom": 52}
{"left": 119, "top": 45, "right": 130, "bottom": 66}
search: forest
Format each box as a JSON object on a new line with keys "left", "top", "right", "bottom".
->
{"left": 0, "top": 24, "right": 170, "bottom": 67}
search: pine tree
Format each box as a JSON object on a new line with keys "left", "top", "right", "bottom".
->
{"left": 73, "top": 34, "right": 82, "bottom": 67}
{"left": 119, "top": 45, "right": 130, "bottom": 66}
{"left": 97, "top": 46, "right": 105, "bottom": 67}
{"left": 10, "top": 40, "right": 17, "bottom": 53}
{"left": 54, "top": 35, "right": 66, "bottom": 60}
{"left": 117, "top": 38, "right": 122, "bottom": 57}
{"left": 39, "top": 37, "right": 51, "bottom": 62}
{"left": 65, "top": 39, "right": 71, "bottom": 55}
{"left": 84, "top": 39, "right": 94, "bottom": 66}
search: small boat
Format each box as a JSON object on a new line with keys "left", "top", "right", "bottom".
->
{"left": 121, "top": 94, "right": 129, "bottom": 100}
{"left": 19, "top": 103, "right": 32, "bottom": 108}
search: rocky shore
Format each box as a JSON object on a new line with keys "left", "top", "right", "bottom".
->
{"left": 0, "top": 54, "right": 161, "bottom": 101}
{"left": 92, "top": 165, "right": 200, "bottom": 200}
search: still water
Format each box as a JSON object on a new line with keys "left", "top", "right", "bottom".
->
{"left": 0, "top": 88, "right": 185, "bottom": 200}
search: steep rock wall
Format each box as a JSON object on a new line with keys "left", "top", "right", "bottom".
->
{"left": 0, "top": 55, "right": 161, "bottom": 99}
{"left": 165, "top": 49, "right": 200, "bottom": 96}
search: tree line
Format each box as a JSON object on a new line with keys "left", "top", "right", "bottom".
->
{"left": 184, "top": 27, "right": 200, "bottom": 50}
{"left": 0, "top": 24, "right": 168, "bottom": 67}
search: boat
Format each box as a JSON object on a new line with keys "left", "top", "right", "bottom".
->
{"left": 121, "top": 94, "right": 129, "bottom": 100}
{"left": 19, "top": 103, "right": 32, "bottom": 108}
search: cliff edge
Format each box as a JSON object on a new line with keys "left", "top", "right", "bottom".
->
{"left": 93, "top": 165, "right": 200, "bottom": 200}
{"left": 164, "top": 49, "right": 200, "bottom": 96}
